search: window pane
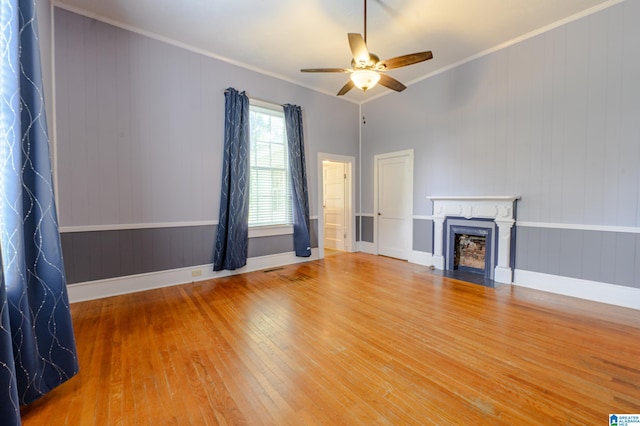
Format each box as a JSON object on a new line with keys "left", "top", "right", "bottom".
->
{"left": 248, "top": 104, "right": 292, "bottom": 227}
{"left": 270, "top": 143, "right": 285, "bottom": 169}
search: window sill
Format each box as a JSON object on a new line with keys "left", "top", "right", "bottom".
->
{"left": 248, "top": 224, "right": 293, "bottom": 238}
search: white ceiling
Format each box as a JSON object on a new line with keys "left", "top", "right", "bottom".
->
{"left": 53, "top": 0, "right": 617, "bottom": 103}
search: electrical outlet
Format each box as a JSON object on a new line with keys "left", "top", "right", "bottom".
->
{"left": 191, "top": 269, "right": 202, "bottom": 277}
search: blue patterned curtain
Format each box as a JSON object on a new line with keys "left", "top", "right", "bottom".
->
{"left": 1, "top": 0, "right": 79, "bottom": 423}
{"left": 283, "top": 104, "right": 311, "bottom": 257}
{"left": 213, "top": 88, "right": 250, "bottom": 271}
{"left": 0, "top": 256, "right": 20, "bottom": 424}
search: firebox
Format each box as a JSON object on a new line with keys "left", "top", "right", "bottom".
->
{"left": 445, "top": 219, "right": 496, "bottom": 280}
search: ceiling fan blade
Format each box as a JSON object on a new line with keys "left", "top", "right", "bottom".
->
{"left": 377, "top": 51, "right": 433, "bottom": 70}
{"left": 337, "top": 80, "right": 355, "bottom": 96}
{"left": 348, "top": 33, "right": 370, "bottom": 65}
{"left": 378, "top": 74, "right": 406, "bottom": 92}
{"left": 301, "top": 68, "right": 352, "bottom": 73}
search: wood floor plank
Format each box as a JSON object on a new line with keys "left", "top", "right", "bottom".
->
{"left": 20, "top": 253, "right": 640, "bottom": 425}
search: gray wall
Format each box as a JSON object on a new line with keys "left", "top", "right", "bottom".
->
{"left": 361, "top": 1, "right": 640, "bottom": 225}
{"left": 54, "top": 9, "right": 355, "bottom": 283}
{"left": 360, "top": 2, "right": 640, "bottom": 289}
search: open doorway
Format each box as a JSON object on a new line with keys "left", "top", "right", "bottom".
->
{"left": 323, "top": 160, "right": 348, "bottom": 252}
{"left": 317, "top": 153, "right": 355, "bottom": 259}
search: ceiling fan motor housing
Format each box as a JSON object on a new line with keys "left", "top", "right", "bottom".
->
{"left": 351, "top": 53, "right": 380, "bottom": 69}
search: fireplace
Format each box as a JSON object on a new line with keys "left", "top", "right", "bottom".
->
{"left": 427, "top": 196, "right": 519, "bottom": 284}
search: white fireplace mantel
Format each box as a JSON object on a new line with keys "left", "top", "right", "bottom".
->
{"left": 427, "top": 196, "right": 520, "bottom": 284}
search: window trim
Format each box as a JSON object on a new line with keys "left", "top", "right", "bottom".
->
{"left": 248, "top": 224, "right": 294, "bottom": 238}
{"left": 247, "top": 98, "right": 292, "bottom": 231}
{"left": 249, "top": 98, "right": 283, "bottom": 112}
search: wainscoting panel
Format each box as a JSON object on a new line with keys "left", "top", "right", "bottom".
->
{"left": 309, "top": 218, "right": 318, "bottom": 249}
{"left": 515, "top": 226, "right": 639, "bottom": 289}
{"left": 248, "top": 235, "right": 295, "bottom": 258}
{"left": 413, "top": 218, "right": 433, "bottom": 253}
{"left": 62, "top": 220, "right": 319, "bottom": 284}
{"left": 61, "top": 225, "right": 216, "bottom": 284}
{"left": 359, "top": 215, "right": 374, "bottom": 243}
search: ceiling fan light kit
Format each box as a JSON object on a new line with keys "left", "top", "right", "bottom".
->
{"left": 300, "top": 0, "right": 433, "bottom": 96}
{"left": 350, "top": 69, "right": 380, "bottom": 91}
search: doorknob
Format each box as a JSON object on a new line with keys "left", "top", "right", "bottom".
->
{"left": 378, "top": 212, "right": 381, "bottom": 215}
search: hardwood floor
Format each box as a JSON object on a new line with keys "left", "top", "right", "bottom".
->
{"left": 20, "top": 253, "right": 640, "bottom": 425}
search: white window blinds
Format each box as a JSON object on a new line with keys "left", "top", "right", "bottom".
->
{"left": 248, "top": 104, "right": 292, "bottom": 227}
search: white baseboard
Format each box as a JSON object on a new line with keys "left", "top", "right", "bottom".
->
{"left": 494, "top": 266, "right": 514, "bottom": 285}
{"left": 433, "top": 254, "right": 445, "bottom": 270}
{"left": 67, "top": 249, "right": 319, "bottom": 303}
{"left": 68, "top": 251, "right": 639, "bottom": 311}
{"left": 357, "top": 241, "right": 377, "bottom": 254}
{"left": 408, "top": 250, "right": 433, "bottom": 266}
{"left": 513, "top": 269, "right": 640, "bottom": 310}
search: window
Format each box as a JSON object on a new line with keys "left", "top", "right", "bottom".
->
{"left": 248, "top": 102, "right": 292, "bottom": 228}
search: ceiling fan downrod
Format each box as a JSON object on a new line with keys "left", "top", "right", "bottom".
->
{"left": 363, "top": 0, "right": 367, "bottom": 43}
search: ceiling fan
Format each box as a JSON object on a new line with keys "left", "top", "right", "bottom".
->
{"left": 301, "top": 0, "right": 433, "bottom": 96}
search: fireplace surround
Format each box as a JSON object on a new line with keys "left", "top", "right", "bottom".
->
{"left": 427, "top": 196, "right": 520, "bottom": 284}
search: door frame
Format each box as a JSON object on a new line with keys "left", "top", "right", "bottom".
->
{"left": 317, "top": 152, "right": 356, "bottom": 259}
{"left": 374, "top": 149, "right": 414, "bottom": 259}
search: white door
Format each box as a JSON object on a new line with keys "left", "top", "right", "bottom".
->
{"left": 323, "top": 161, "right": 347, "bottom": 251}
{"left": 375, "top": 151, "right": 413, "bottom": 260}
